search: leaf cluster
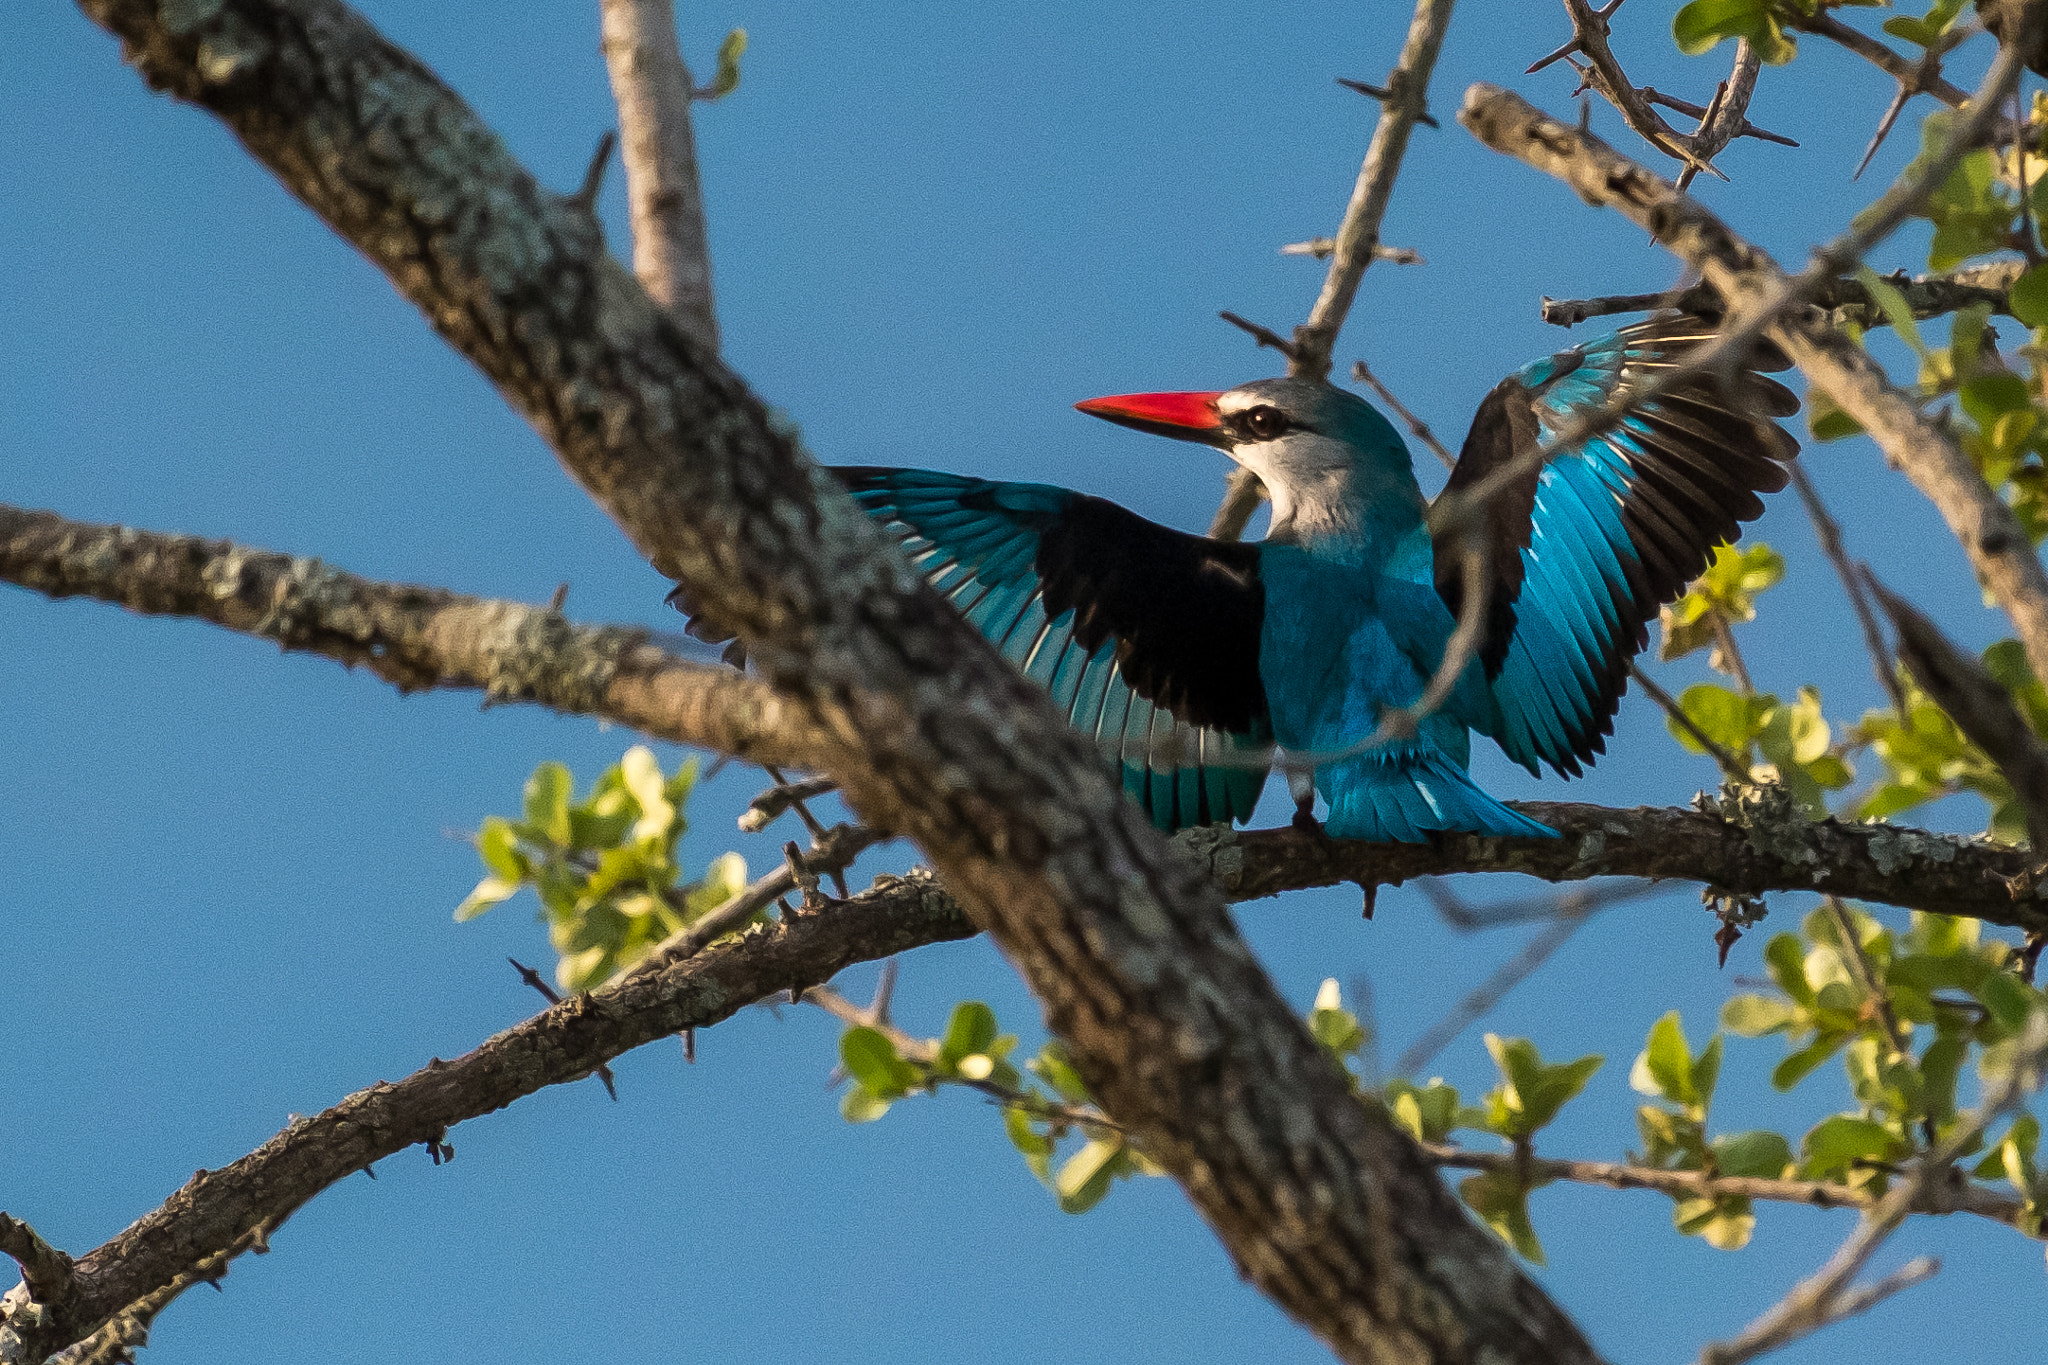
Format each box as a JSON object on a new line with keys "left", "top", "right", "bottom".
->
{"left": 454, "top": 747, "right": 748, "bottom": 990}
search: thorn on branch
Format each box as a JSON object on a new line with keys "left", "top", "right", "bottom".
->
{"left": 1527, "top": 0, "right": 1626, "bottom": 73}
{"left": 1854, "top": 83, "right": 1916, "bottom": 181}
{"left": 1337, "top": 77, "right": 1440, "bottom": 128}
{"left": 571, "top": 130, "right": 617, "bottom": 213}
{"left": 1640, "top": 86, "right": 1799, "bottom": 147}
{"left": 1218, "top": 310, "right": 1300, "bottom": 360}
{"left": 1279, "top": 238, "right": 1425, "bottom": 265}
{"left": 508, "top": 958, "right": 619, "bottom": 1097}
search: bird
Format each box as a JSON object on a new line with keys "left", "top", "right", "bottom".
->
{"left": 681, "top": 315, "right": 1799, "bottom": 842}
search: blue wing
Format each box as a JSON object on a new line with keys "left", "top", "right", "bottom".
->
{"left": 1437, "top": 316, "right": 1800, "bottom": 776}
{"left": 833, "top": 468, "right": 1273, "bottom": 831}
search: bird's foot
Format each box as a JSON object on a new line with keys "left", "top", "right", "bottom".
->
{"left": 1291, "top": 806, "right": 1328, "bottom": 838}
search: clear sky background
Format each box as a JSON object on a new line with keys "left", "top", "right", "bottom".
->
{"left": 5, "top": 2, "right": 2041, "bottom": 1362}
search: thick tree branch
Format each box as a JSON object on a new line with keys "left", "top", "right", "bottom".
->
{"left": 5, "top": 869, "right": 978, "bottom": 1362}
{"left": 11, "top": 506, "right": 2048, "bottom": 932}
{"left": 598, "top": 0, "right": 720, "bottom": 350}
{"left": 1290, "top": 0, "right": 1454, "bottom": 381}
{"left": 0, "top": 505, "right": 828, "bottom": 772}
{"left": 66, "top": 4, "right": 1596, "bottom": 1362}
{"left": 1458, "top": 34, "right": 2048, "bottom": 698}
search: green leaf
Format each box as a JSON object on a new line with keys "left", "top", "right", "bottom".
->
{"left": 1385, "top": 1079, "right": 1463, "bottom": 1144}
{"left": 1712, "top": 1129, "right": 1793, "bottom": 1179}
{"left": 1799, "top": 1114, "right": 1908, "bottom": 1180}
{"left": 1975, "top": 970, "right": 2039, "bottom": 1034}
{"left": 702, "top": 27, "right": 747, "bottom": 100}
{"left": 1030, "top": 1043, "right": 1091, "bottom": 1104}
{"left": 1764, "top": 933, "right": 1817, "bottom": 1006}
{"left": 1670, "top": 683, "right": 1772, "bottom": 757}
{"left": 1459, "top": 1169, "right": 1547, "bottom": 1263}
{"left": 1857, "top": 266, "right": 1929, "bottom": 356}
{"left": 1675, "top": 1195, "right": 1757, "bottom": 1249}
{"left": 938, "top": 1001, "right": 1001, "bottom": 1069}
{"left": 1055, "top": 1138, "right": 1124, "bottom": 1214}
{"left": 840, "top": 1027, "right": 921, "bottom": 1099}
{"left": 2012, "top": 264, "right": 2048, "bottom": 328}
{"left": 1773, "top": 1032, "right": 1849, "bottom": 1091}
{"left": 1722, "top": 993, "right": 1798, "bottom": 1036}
{"left": 619, "top": 744, "right": 678, "bottom": 844}
{"left": 1674, "top": 0, "right": 1766, "bottom": 55}
{"left": 523, "top": 762, "right": 574, "bottom": 847}
{"left": 454, "top": 874, "right": 520, "bottom": 922}
{"left": 1634, "top": 1011, "right": 1701, "bottom": 1109}
{"left": 476, "top": 816, "right": 529, "bottom": 882}
{"left": 1483, "top": 1035, "right": 1603, "bottom": 1138}
{"left": 840, "top": 1085, "right": 892, "bottom": 1123}
{"left": 1309, "top": 978, "right": 1370, "bottom": 1061}
{"left": 1806, "top": 387, "right": 1865, "bottom": 441}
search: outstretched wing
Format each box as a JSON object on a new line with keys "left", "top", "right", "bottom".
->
{"left": 1436, "top": 315, "right": 1800, "bottom": 776}
{"left": 833, "top": 468, "right": 1273, "bottom": 830}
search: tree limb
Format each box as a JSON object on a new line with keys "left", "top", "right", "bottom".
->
{"left": 1458, "top": 30, "right": 2048, "bottom": 701}
{"left": 10, "top": 505, "right": 2048, "bottom": 933}
{"left": 598, "top": 0, "right": 720, "bottom": 350}
{"left": 65, "top": 3, "right": 1599, "bottom": 1361}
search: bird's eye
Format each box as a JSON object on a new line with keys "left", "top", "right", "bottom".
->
{"left": 1242, "top": 406, "right": 1287, "bottom": 440}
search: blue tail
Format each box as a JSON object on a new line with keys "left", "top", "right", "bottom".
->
{"left": 1318, "top": 745, "right": 1557, "bottom": 842}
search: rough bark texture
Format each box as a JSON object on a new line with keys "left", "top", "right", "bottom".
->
{"left": 58, "top": 4, "right": 1600, "bottom": 1363}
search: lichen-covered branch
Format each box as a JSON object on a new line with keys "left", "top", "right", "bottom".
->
{"left": 11, "top": 505, "right": 2045, "bottom": 933}
{"left": 66, "top": 3, "right": 1598, "bottom": 1362}
{"left": 0, "top": 505, "right": 827, "bottom": 772}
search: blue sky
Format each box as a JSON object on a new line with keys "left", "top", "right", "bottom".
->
{"left": 4, "top": 2, "right": 2041, "bottom": 1361}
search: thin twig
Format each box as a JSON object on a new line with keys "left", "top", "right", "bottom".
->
{"left": 1396, "top": 895, "right": 1597, "bottom": 1074}
{"left": 1280, "top": 238, "right": 1426, "bottom": 264}
{"left": 1868, "top": 573, "right": 2048, "bottom": 850}
{"left": 507, "top": 958, "right": 619, "bottom": 1099}
{"left": 1351, "top": 360, "right": 1457, "bottom": 469}
{"left": 1639, "top": 86, "right": 1798, "bottom": 147}
{"left": 1696, "top": 1009, "right": 2048, "bottom": 1365}
{"left": 1417, "top": 1145, "right": 2028, "bottom": 1231}
{"left": 1628, "top": 662, "right": 1752, "bottom": 782}
{"left": 1291, "top": 0, "right": 1456, "bottom": 380}
{"left": 1788, "top": 464, "right": 1908, "bottom": 715}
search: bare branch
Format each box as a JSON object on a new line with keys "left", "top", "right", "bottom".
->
{"left": 1352, "top": 360, "right": 1457, "bottom": 470}
{"left": 1290, "top": 0, "right": 1455, "bottom": 380}
{"left": 1419, "top": 1146, "right": 2029, "bottom": 1232}
{"left": 1789, "top": 466, "right": 1908, "bottom": 715}
{"left": 0, "top": 505, "right": 830, "bottom": 772}
{"left": 598, "top": 0, "right": 720, "bottom": 350}
{"left": 11, "top": 505, "right": 2048, "bottom": 929}
{"left": 1639, "top": 86, "right": 1798, "bottom": 148}
{"left": 63, "top": 6, "right": 1601, "bottom": 1359}
{"left": 1458, "top": 34, "right": 2048, "bottom": 696}
{"left": 1626, "top": 662, "right": 1752, "bottom": 783}
{"left": 1780, "top": 9, "right": 1972, "bottom": 108}
{"left": 1539, "top": 263, "right": 2025, "bottom": 330}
